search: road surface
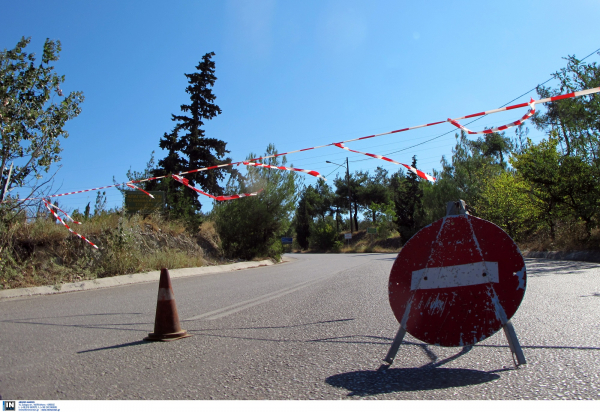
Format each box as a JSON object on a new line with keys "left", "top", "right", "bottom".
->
{"left": 0, "top": 253, "right": 599, "bottom": 400}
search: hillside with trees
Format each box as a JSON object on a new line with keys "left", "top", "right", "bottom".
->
{"left": 1, "top": 39, "right": 599, "bottom": 289}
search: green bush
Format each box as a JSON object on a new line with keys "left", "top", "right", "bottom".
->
{"left": 309, "top": 220, "right": 339, "bottom": 251}
{"left": 213, "top": 144, "right": 300, "bottom": 261}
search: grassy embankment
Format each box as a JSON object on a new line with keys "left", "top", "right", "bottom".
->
{"left": 291, "top": 229, "right": 403, "bottom": 254}
{"left": 2, "top": 212, "right": 598, "bottom": 290}
{"left": 0, "top": 212, "right": 223, "bottom": 290}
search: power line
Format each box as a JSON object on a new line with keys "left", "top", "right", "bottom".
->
{"left": 352, "top": 46, "right": 600, "bottom": 162}
{"left": 28, "top": 49, "right": 600, "bottom": 209}
{"left": 296, "top": 129, "right": 550, "bottom": 170}
{"left": 324, "top": 164, "right": 343, "bottom": 179}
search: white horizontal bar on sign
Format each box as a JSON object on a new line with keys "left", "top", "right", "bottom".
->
{"left": 411, "top": 261, "right": 499, "bottom": 290}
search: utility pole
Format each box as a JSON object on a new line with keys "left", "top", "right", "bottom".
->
{"left": 346, "top": 157, "right": 353, "bottom": 233}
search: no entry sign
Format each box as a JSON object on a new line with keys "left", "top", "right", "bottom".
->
{"left": 389, "top": 214, "right": 526, "bottom": 347}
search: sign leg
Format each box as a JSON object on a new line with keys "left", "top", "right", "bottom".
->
{"left": 503, "top": 320, "right": 526, "bottom": 367}
{"left": 383, "top": 325, "right": 407, "bottom": 365}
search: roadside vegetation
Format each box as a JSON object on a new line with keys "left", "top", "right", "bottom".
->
{"left": 293, "top": 55, "right": 600, "bottom": 255}
{"left": 0, "top": 208, "right": 220, "bottom": 290}
{"left": 1, "top": 38, "right": 599, "bottom": 290}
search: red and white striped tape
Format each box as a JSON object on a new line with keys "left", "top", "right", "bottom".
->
{"left": 43, "top": 199, "right": 98, "bottom": 249}
{"left": 43, "top": 183, "right": 123, "bottom": 199}
{"left": 241, "top": 162, "right": 326, "bottom": 180}
{"left": 172, "top": 159, "right": 326, "bottom": 180}
{"left": 172, "top": 175, "right": 263, "bottom": 201}
{"left": 334, "top": 143, "right": 436, "bottom": 182}
{"left": 171, "top": 87, "right": 600, "bottom": 174}
{"left": 126, "top": 183, "right": 155, "bottom": 198}
{"left": 19, "top": 180, "right": 155, "bottom": 202}
{"left": 172, "top": 174, "right": 215, "bottom": 199}
{"left": 46, "top": 202, "right": 82, "bottom": 225}
{"left": 448, "top": 98, "right": 536, "bottom": 134}
{"left": 215, "top": 189, "right": 264, "bottom": 201}
{"left": 9, "top": 86, "right": 600, "bottom": 204}
{"left": 9, "top": 86, "right": 600, "bottom": 250}
{"left": 448, "top": 87, "right": 600, "bottom": 122}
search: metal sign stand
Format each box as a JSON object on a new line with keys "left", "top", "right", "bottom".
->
{"left": 384, "top": 321, "right": 526, "bottom": 367}
{"left": 383, "top": 200, "right": 527, "bottom": 368}
{"left": 503, "top": 320, "right": 526, "bottom": 367}
{"left": 383, "top": 325, "right": 407, "bottom": 364}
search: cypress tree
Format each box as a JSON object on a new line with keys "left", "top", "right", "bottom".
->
{"left": 393, "top": 155, "right": 424, "bottom": 242}
{"left": 148, "top": 52, "right": 236, "bottom": 225}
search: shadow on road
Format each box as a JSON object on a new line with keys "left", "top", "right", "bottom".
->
{"left": 525, "top": 258, "right": 599, "bottom": 277}
{"left": 326, "top": 343, "right": 506, "bottom": 396}
{"left": 184, "top": 322, "right": 600, "bottom": 353}
{"left": 326, "top": 367, "right": 501, "bottom": 396}
{"left": 0, "top": 312, "right": 151, "bottom": 332}
{"left": 77, "top": 340, "right": 152, "bottom": 353}
{"left": 0, "top": 312, "right": 144, "bottom": 321}
{"left": 186, "top": 318, "right": 356, "bottom": 336}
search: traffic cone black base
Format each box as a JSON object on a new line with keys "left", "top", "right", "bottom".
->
{"left": 144, "top": 268, "right": 191, "bottom": 342}
{"left": 144, "top": 330, "right": 191, "bottom": 342}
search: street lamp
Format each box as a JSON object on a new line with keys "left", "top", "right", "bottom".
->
{"left": 326, "top": 158, "right": 353, "bottom": 233}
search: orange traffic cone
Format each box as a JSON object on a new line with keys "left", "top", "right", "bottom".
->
{"left": 144, "top": 268, "right": 191, "bottom": 342}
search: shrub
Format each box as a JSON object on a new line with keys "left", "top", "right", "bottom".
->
{"left": 309, "top": 221, "right": 340, "bottom": 251}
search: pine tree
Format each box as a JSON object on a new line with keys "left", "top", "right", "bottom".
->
{"left": 148, "top": 52, "right": 235, "bottom": 225}
{"left": 294, "top": 187, "right": 313, "bottom": 250}
{"left": 393, "top": 155, "right": 424, "bottom": 242}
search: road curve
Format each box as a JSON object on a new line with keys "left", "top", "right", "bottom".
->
{"left": 0, "top": 253, "right": 599, "bottom": 400}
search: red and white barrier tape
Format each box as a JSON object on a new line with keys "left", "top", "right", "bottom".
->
{"left": 241, "top": 162, "right": 326, "bottom": 180}
{"left": 126, "top": 183, "right": 154, "bottom": 198}
{"left": 215, "top": 190, "right": 264, "bottom": 201}
{"left": 449, "top": 87, "right": 600, "bottom": 122}
{"left": 46, "top": 202, "right": 82, "bottom": 225}
{"left": 172, "top": 174, "right": 215, "bottom": 199}
{"left": 334, "top": 143, "right": 436, "bottom": 182}
{"left": 43, "top": 199, "right": 98, "bottom": 249}
{"left": 164, "top": 87, "right": 600, "bottom": 177}
{"left": 448, "top": 98, "right": 536, "bottom": 134}
{"left": 9, "top": 86, "right": 600, "bottom": 204}
{"left": 42, "top": 183, "right": 123, "bottom": 199}
{"left": 172, "top": 175, "right": 263, "bottom": 201}
{"left": 10, "top": 86, "right": 600, "bottom": 249}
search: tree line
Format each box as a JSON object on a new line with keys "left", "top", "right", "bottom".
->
{"left": 2, "top": 37, "right": 599, "bottom": 262}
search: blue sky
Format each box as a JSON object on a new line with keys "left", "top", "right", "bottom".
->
{"left": 2, "top": 0, "right": 600, "bottom": 213}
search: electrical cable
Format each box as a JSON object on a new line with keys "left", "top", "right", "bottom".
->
{"left": 351, "top": 46, "right": 600, "bottom": 163}
{"left": 324, "top": 164, "right": 343, "bottom": 179}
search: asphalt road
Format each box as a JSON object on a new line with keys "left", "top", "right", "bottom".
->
{"left": 0, "top": 253, "right": 599, "bottom": 400}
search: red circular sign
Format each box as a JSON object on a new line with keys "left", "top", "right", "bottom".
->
{"left": 389, "top": 214, "right": 526, "bottom": 347}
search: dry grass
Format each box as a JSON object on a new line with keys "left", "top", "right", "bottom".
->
{"left": 293, "top": 229, "right": 402, "bottom": 254}
{"left": 518, "top": 220, "right": 600, "bottom": 252}
{"left": 143, "top": 248, "right": 206, "bottom": 271}
{"left": 0, "top": 212, "right": 214, "bottom": 290}
{"left": 337, "top": 229, "right": 402, "bottom": 253}
{"left": 197, "top": 221, "right": 223, "bottom": 257}
{"left": 338, "top": 244, "right": 400, "bottom": 254}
